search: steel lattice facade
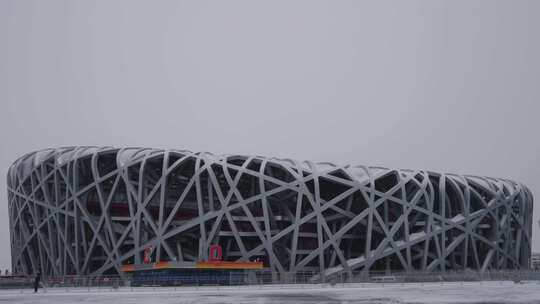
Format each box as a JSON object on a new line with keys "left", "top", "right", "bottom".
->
{"left": 7, "top": 147, "right": 534, "bottom": 278}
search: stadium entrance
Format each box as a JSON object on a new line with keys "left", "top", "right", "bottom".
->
{"left": 122, "top": 245, "right": 264, "bottom": 286}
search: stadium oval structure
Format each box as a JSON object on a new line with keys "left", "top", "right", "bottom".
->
{"left": 7, "top": 147, "right": 534, "bottom": 279}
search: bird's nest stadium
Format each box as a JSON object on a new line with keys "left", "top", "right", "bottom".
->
{"left": 7, "top": 147, "right": 533, "bottom": 280}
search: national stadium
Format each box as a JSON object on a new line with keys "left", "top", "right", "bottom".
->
{"left": 6, "top": 147, "right": 534, "bottom": 281}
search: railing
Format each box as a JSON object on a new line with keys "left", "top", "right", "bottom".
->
{"left": 0, "top": 275, "right": 127, "bottom": 290}
{"left": 2, "top": 269, "right": 540, "bottom": 291}
{"left": 245, "top": 269, "right": 540, "bottom": 285}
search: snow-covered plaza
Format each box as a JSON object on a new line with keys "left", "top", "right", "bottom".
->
{"left": 1, "top": 281, "right": 540, "bottom": 304}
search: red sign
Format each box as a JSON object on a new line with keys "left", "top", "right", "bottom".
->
{"left": 209, "top": 244, "right": 222, "bottom": 262}
{"left": 143, "top": 246, "right": 154, "bottom": 264}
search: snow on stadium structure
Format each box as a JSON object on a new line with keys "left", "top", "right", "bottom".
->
{"left": 7, "top": 147, "right": 534, "bottom": 279}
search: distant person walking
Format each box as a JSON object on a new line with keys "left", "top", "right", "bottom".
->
{"left": 33, "top": 271, "right": 41, "bottom": 293}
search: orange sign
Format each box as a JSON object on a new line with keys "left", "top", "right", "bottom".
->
{"left": 121, "top": 264, "right": 135, "bottom": 272}
{"left": 196, "top": 261, "right": 263, "bottom": 269}
{"left": 154, "top": 261, "right": 171, "bottom": 269}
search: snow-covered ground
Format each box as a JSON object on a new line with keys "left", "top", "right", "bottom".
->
{"left": 1, "top": 281, "right": 540, "bottom": 303}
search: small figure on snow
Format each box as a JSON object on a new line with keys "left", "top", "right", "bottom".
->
{"left": 33, "top": 271, "right": 41, "bottom": 293}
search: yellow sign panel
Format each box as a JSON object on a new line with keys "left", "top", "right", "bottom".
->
{"left": 196, "top": 261, "right": 264, "bottom": 269}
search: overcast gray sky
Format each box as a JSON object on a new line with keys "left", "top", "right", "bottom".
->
{"left": 0, "top": 0, "right": 539, "bottom": 271}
